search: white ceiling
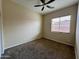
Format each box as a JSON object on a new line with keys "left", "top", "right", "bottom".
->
{"left": 11, "top": 0, "right": 78, "bottom": 14}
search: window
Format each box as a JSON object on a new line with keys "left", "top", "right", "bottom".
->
{"left": 51, "top": 15, "right": 71, "bottom": 33}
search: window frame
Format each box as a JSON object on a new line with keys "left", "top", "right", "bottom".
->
{"left": 51, "top": 15, "right": 71, "bottom": 33}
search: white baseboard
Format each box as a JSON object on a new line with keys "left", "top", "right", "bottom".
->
{"left": 44, "top": 37, "right": 74, "bottom": 47}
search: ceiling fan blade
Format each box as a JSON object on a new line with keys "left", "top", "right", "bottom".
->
{"left": 34, "top": 5, "right": 43, "bottom": 7}
{"left": 41, "top": 7, "right": 44, "bottom": 11}
{"left": 47, "top": 5, "right": 54, "bottom": 9}
{"left": 46, "top": 0, "right": 55, "bottom": 4}
{"left": 40, "top": 0, "right": 45, "bottom": 3}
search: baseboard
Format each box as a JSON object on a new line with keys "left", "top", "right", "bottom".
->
{"left": 42, "top": 37, "right": 74, "bottom": 47}
{"left": 3, "top": 37, "right": 43, "bottom": 54}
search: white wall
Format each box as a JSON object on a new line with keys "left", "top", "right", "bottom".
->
{"left": 2, "top": 0, "right": 42, "bottom": 49}
{"left": 0, "top": 0, "right": 1, "bottom": 31}
{"left": 43, "top": 5, "right": 77, "bottom": 46}
{"left": 0, "top": 0, "right": 3, "bottom": 56}
{"left": 76, "top": 2, "right": 79, "bottom": 59}
{"left": 0, "top": 15, "right": 1, "bottom": 57}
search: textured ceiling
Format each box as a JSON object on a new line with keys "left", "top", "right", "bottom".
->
{"left": 11, "top": 0, "right": 78, "bottom": 14}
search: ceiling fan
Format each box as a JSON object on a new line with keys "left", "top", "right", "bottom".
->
{"left": 34, "top": 0, "right": 55, "bottom": 11}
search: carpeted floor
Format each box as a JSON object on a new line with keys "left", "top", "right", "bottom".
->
{"left": 3, "top": 38, "right": 75, "bottom": 59}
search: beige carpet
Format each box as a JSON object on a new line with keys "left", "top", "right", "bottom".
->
{"left": 3, "top": 38, "right": 75, "bottom": 59}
